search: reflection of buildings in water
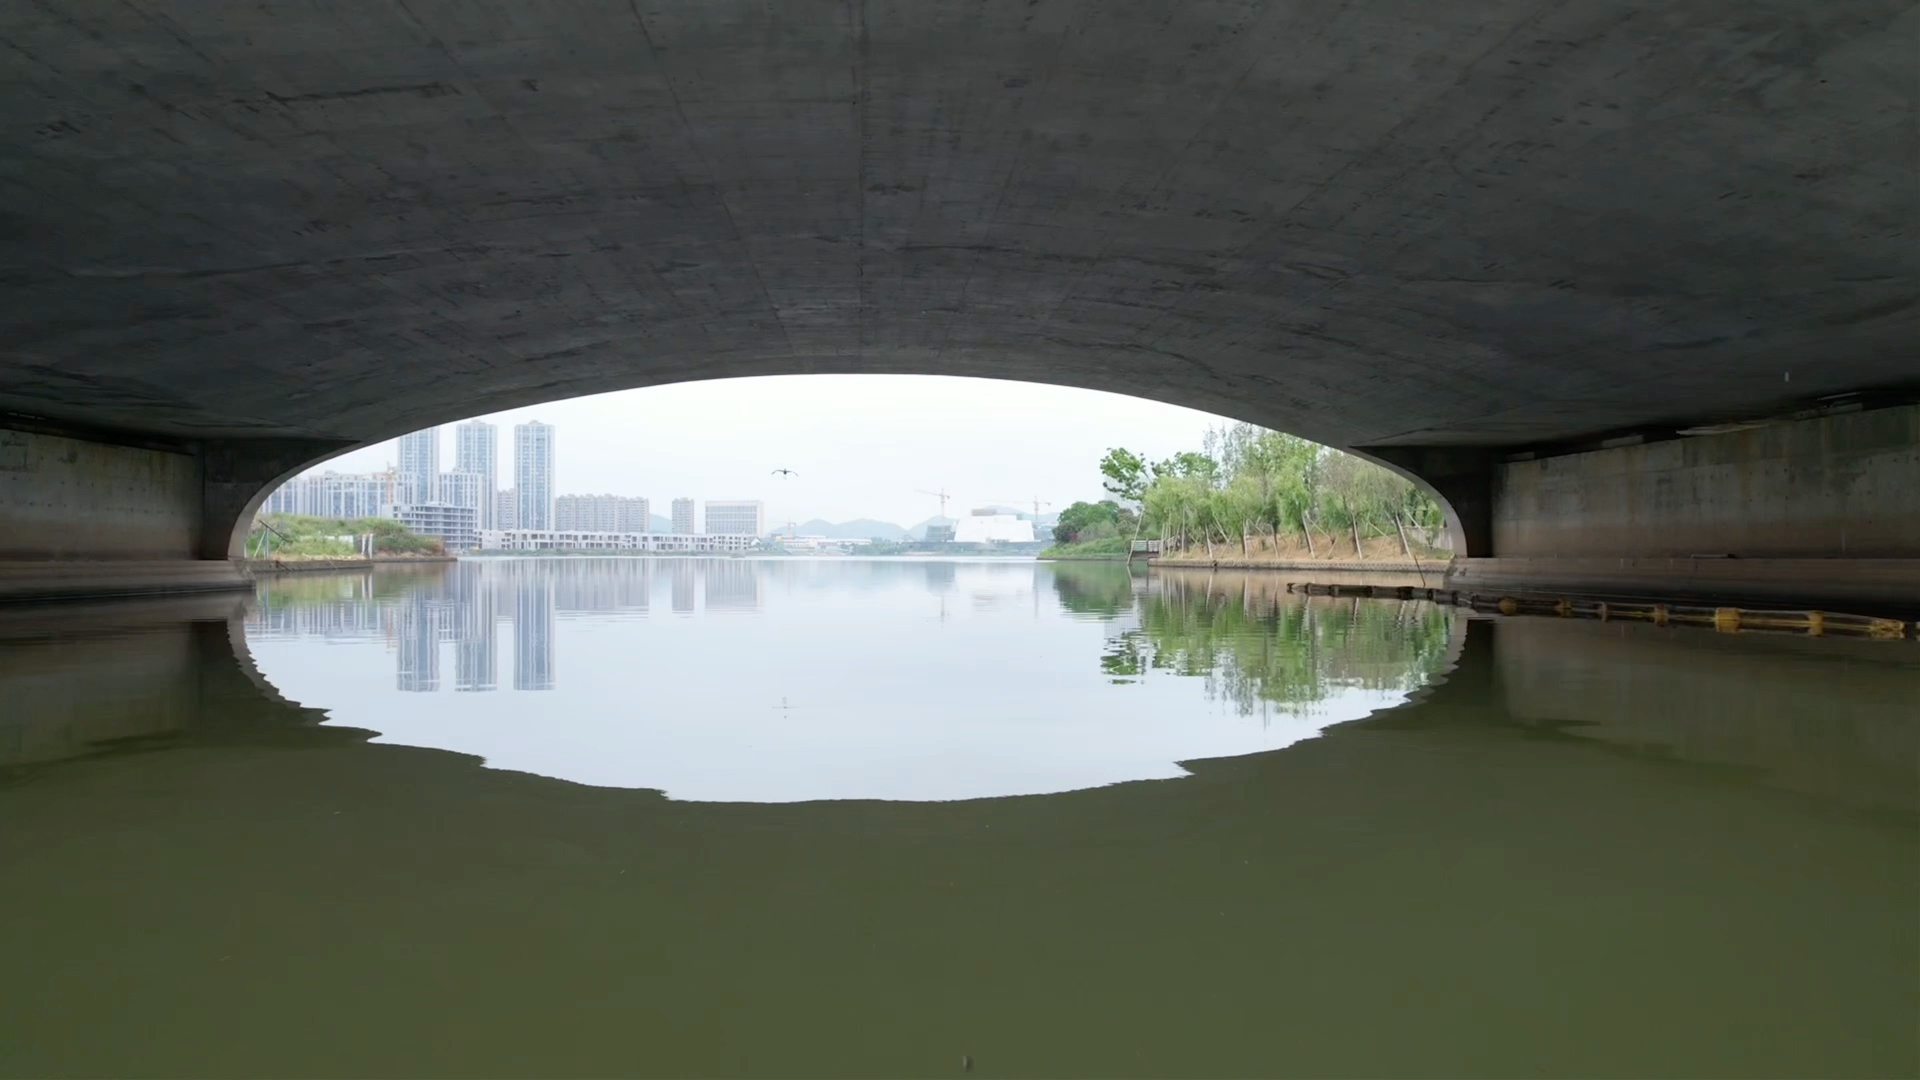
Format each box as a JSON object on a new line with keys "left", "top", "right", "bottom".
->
{"left": 249, "top": 563, "right": 542, "bottom": 693}
{"left": 956, "top": 563, "right": 1032, "bottom": 611}
{"left": 514, "top": 578, "right": 555, "bottom": 691}
{"left": 454, "top": 573, "right": 497, "bottom": 692}
{"left": 395, "top": 591, "right": 441, "bottom": 692}
{"left": 670, "top": 562, "right": 696, "bottom": 614}
{"left": 703, "top": 560, "right": 762, "bottom": 613}
{"left": 550, "top": 558, "right": 650, "bottom": 616}
{"left": 255, "top": 558, "right": 786, "bottom": 695}
{"left": 919, "top": 561, "right": 956, "bottom": 594}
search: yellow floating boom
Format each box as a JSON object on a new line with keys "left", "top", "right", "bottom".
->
{"left": 1283, "top": 582, "right": 1909, "bottom": 640}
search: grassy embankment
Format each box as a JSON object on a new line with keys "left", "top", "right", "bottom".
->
{"left": 1041, "top": 534, "right": 1448, "bottom": 563}
{"left": 1150, "top": 533, "right": 1447, "bottom": 565}
{"left": 1036, "top": 536, "right": 1133, "bottom": 560}
{"left": 250, "top": 514, "right": 445, "bottom": 559}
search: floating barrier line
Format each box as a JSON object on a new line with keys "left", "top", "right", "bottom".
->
{"left": 1283, "top": 583, "right": 1910, "bottom": 640}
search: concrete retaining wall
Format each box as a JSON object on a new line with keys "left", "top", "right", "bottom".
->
{"left": 243, "top": 557, "right": 456, "bottom": 575}
{"left": 1493, "top": 405, "right": 1920, "bottom": 560}
{"left": 0, "top": 427, "right": 201, "bottom": 560}
{"left": 0, "top": 560, "right": 251, "bottom": 603}
{"left": 1446, "top": 557, "right": 1920, "bottom": 615}
{"left": 1151, "top": 557, "right": 1442, "bottom": 574}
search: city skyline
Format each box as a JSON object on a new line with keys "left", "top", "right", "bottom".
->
{"left": 267, "top": 449, "right": 1037, "bottom": 549}
{"left": 268, "top": 433, "right": 788, "bottom": 546}
{"left": 295, "top": 376, "right": 1225, "bottom": 528}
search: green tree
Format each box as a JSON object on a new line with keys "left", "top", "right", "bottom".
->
{"left": 1053, "top": 499, "right": 1121, "bottom": 544}
{"left": 1119, "top": 425, "right": 1443, "bottom": 560}
{"left": 1099, "top": 448, "right": 1149, "bottom": 507}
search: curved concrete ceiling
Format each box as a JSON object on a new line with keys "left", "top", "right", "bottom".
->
{"left": 2, "top": 0, "right": 1913, "bottom": 450}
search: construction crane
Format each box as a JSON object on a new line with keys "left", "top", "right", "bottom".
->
{"left": 989, "top": 497, "right": 1053, "bottom": 521}
{"left": 915, "top": 487, "right": 952, "bottom": 518}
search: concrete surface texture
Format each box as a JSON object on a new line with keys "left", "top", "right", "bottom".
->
{"left": 0, "top": 428, "right": 201, "bottom": 560}
{"left": 2, "top": 0, "right": 1914, "bottom": 454}
{"left": 1493, "top": 404, "right": 1920, "bottom": 559}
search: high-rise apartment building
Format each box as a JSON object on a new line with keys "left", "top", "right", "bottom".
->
{"left": 261, "top": 470, "right": 397, "bottom": 520}
{"left": 671, "top": 497, "right": 695, "bottom": 535}
{"left": 704, "top": 500, "right": 764, "bottom": 537}
{"left": 453, "top": 420, "right": 498, "bottom": 530}
{"left": 513, "top": 421, "right": 555, "bottom": 530}
{"left": 554, "top": 494, "right": 593, "bottom": 532}
{"left": 620, "top": 496, "right": 650, "bottom": 533}
{"left": 397, "top": 426, "right": 440, "bottom": 506}
{"left": 496, "top": 488, "right": 518, "bottom": 531}
{"left": 555, "top": 493, "right": 651, "bottom": 533}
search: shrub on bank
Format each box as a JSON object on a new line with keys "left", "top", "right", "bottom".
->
{"left": 250, "top": 514, "right": 445, "bottom": 558}
{"left": 1038, "top": 536, "right": 1133, "bottom": 560}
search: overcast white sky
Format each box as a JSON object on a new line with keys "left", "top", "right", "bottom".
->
{"left": 310, "top": 375, "right": 1228, "bottom": 527}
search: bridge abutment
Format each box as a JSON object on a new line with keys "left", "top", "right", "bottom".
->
{"left": 0, "top": 422, "right": 346, "bottom": 603}
{"left": 1404, "top": 403, "right": 1920, "bottom": 612}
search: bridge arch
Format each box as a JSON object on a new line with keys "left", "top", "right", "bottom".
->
{"left": 214, "top": 369, "right": 1489, "bottom": 561}
{"left": 1, "top": 0, "right": 1914, "bottom": 606}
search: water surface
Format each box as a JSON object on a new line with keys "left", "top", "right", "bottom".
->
{"left": 245, "top": 559, "right": 1453, "bottom": 800}
{"left": 0, "top": 558, "right": 1911, "bottom": 1078}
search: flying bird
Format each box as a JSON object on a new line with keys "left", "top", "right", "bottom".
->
{"left": 771, "top": 468, "right": 798, "bottom": 477}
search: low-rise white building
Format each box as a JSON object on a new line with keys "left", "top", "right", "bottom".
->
{"left": 951, "top": 513, "right": 1035, "bottom": 544}
{"left": 478, "top": 530, "right": 758, "bottom": 554}
{"left": 773, "top": 535, "right": 875, "bottom": 554}
{"left": 392, "top": 502, "right": 480, "bottom": 551}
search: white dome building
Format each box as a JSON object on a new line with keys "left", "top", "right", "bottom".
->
{"left": 951, "top": 512, "right": 1035, "bottom": 544}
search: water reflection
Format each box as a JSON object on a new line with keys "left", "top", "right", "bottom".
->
{"left": 0, "top": 566, "right": 1912, "bottom": 1077}
{"left": 1106, "top": 571, "right": 1454, "bottom": 721}
{"left": 243, "top": 559, "right": 1449, "bottom": 801}
{"left": 0, "top": 594, "right": 337, "bottom": 771}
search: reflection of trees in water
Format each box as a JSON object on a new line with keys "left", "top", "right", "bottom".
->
{"left": 1109, "top": 572, "right": 1456, "bottom": 718}
{"left": 1047, "top": 561, "right": 1138, "bottom": 617}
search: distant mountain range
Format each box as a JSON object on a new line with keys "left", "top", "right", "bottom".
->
{"left": 763, "top": 518, "right": 911, "bottom": 540}
{"left": 771, "top": 518, "right": 911, "bottom": 540}
{"left": 905, "top": 516, "right": 953, "bottom": 540}
{"left": 757, "top": 509, "right": 1062, "bottom": 539}
{"left": 651, "top": 513, "right": 672, "bottom": 533}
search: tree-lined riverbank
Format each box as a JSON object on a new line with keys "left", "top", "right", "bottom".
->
{"left": 1044, "top": 424, "right": 1449, "bottom": 562}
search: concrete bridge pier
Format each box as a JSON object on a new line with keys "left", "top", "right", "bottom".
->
{"left": 0, "top": 421, "right": 346, "bottom": 604}
{"left": 1379, "top": 403, "right": 1920, "bottom": 613}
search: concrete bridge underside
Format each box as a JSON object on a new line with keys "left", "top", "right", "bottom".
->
{"left": 1, "top": 0, "right": 1915, "bottom": 606}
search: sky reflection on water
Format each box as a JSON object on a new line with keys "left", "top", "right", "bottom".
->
{"left": 247, "top": 558, "right": 1454, "bottom": 801}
